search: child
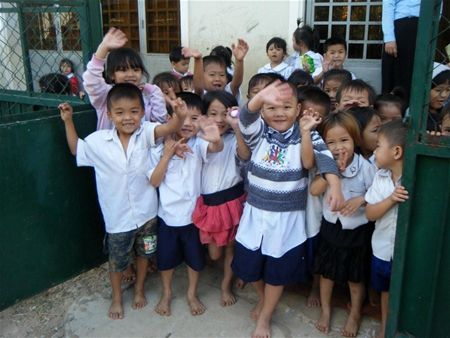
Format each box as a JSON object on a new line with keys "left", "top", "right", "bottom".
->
{"left": 312, "top": 112, "right": 375, "bottom": 337}
{"left": 441, "top": 105, "right": 450, "bottom": 136}
{"left": 336, "top": 79, "right": 377, "bottom": 111}
{"left": 150, "top": 92, "right": 223, "bottom": 317}
{"left": 247, "top": 73, "right": 284, "bottom": 100}
{"left": 59, "top": 83, "right": 185, "bottom": 320}
{"left": 59, "top": 58, "right": 84, "bottom": 97}
{"left": 39, "top": 73, "right": 70, "bottom": 95}
{"left": 348, "top": 106, "right": 382, "bottom": 162}
{"left": 210, "top": 45, "right": 234, "bottom": 82}
{"left": 374, "top": 93, "right": 404, "bottom": 123}
{"left": 427, "top": 68, "right": 450, "bottom": 131}
{"left": 179, "top": 74, "right": 194, "bottom": 93}
{"left": 232, "top": 80, "right": 344, "bottom": 337}
{"left": 322, "top": 69, "right": 352, "bottom": 112}
{"left": 83, "top": 27, "right": 167, "bottom": 129}
{"left": 257, "top": 37, "right": 294, "bottom": 79}
{"left": 298, "top": 86, "right": 331, "bottom": 120}
{"left": 287, "top": 69, "right": 314, "bottom": 88}
{"left": 192, "top": 90, "right": 250, "bottom": 306}
{"left": 169, "top": 46, "right": 192, "bottom": 79}
{"left": 153, "top": 72, "right": 181, "bottom": 97}
{"left": 286, "top": 25, "right": 323, "bottom": 83}
{"left": 320, "top": 37, "right": 356, "bottom": 81}
{"left": 365, "top": 120, "right": 408, "bottom": 338}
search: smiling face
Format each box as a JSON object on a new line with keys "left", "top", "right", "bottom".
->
{"left": 176, "top": 106, "right": 201, "bottom": 140}
{"left": 111, "top": 66, "right": 143, "bottom": 86}
{"left": 207, "top": 99, "right": 229, "bottom": 135}
{"left": 429, "top": 82, "right": 450, "bottom": 113}
{"left": 324, "top": 124, "right": 355, "bottom": 167}
{"left": 261, "top": 94, "right": 300, "bottom": 133}
{"left": 203, "top": 62, "right": 227, "bottom": 91}
{"left": 267, "top": 43, "right": 285, "bottom": 65}
{"left": 107, "top": 97, "right": 144, "bottom": 137}
{"left": 323, "top": 78, "right": 343, "bottom": 112}
{"left": 324, "top": 44, "right": 346, "bottom": 69}
{"left": 338, "top": 88, "right": 370, "bottom": 110}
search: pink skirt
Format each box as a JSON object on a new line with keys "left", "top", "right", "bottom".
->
{"left": 193, "top": 182, "right": 246, "bottom": 247}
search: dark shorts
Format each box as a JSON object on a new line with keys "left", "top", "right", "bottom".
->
{"left": 371, "top": 255, "right": 392, "bottom": 292}
{"left": 231, "top": 241, "right": 308, "bottom": 286}
{"left": 305, "top": 234, "right": 319, "bottom": 276}
{"left": 106, "top": 218, "right": 157, "bottom": 272}
{"left": 156, "top": 218, "right": 205, "bottom": 272}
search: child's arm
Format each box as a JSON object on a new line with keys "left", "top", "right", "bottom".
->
{"left": 95, "top": 27, "right": 128, "bottom": 59}
{"left": 310, "top": 175, "right": 328, "bottom": 196}
{"left": 229, "top": 39, "right": 249, "bottom": 97}
{"left": 154, "top": 96, "right": 187, "bottom": 139}
{"left": 141, "top": 84, "right": 168, "bottom": 123}
{"left": 324, "top": 173, "right": 344, "bottom": 211}
{"left": 299, "top": 109, "right": 322, "bottom": 169}
{"left": 182, "top": 47, "right": 203, "bottom": 96}
{"left": 247, "top": 80, "right": 293, "bottom": 113}
{"left": 226, "top": 108, "right": 251, "bottom": 160}
{"left": 150, "top": 137, "right": 185, "bottom": 187}
{"left": 366, "top": 185, "right": 408, "bottom": 221}
{"left": 59, "top": 102, "right": 78, "bottom": 155}
{"left": 198, "top": 116, "right": 224, "bottom": 153}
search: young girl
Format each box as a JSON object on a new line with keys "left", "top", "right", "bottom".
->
{"left": 286, "top": 25, "right": 323, "bottom": 83}
{"left": 427, "top": 67, "right": 450, "bottom": 131}
{"left": 192, "top": 90, "right": 250, "bottom": 306}
{"left": 59, "top": 58, "right": 83, "bottom": 97}
{"left": 257, "top": 37, "right": 294, "bottom": 79}
{"left": 348, "top": 106, "right": 381, "bottom": 164}
{"left": 83, "top": 27, "right": 167, "bottom": 130}
{"left": 312, "top": 112, "right": 375, "bottom": 337}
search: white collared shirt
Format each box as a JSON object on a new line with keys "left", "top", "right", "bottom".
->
{"left": 257, "top": 61, "right": 295, "bottom": 79}
{"left": 152, "top": 136, "right": 209, "bottom": 226}
{"left": 323, "top": 154, "right": 376, "bottom": 229}
{"left": 365, "top": 169, "right": 400, "bottom": 261}
{"left": 306, "top": 167, "right": 323, "bottom": 238}
{"left": 76, "top": 122, "right": 159, "bottom": 233}
{"left": 201, "top": 133, "right": 242, "bottom": 194}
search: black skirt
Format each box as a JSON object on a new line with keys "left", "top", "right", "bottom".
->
{"left": 314, "top": 217, "right": 371, "bottom": 285}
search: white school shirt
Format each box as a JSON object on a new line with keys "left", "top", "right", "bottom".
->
{"left": 365, "top": 169, "right": 401, "bottom": 261}
{"left": 286, "top": 51, "right": 323, "bottom": 79}
{"left": 201, "top": 133, "right": 242, "bottom": 194}
{"left": 152, "top": 136, "right": 209, "bottom": 226}
{"left": 306, "top": 167, "right": 323, "bottom": 238}
{"left": 257, "top": 61, "right": 295, "bottom": 80}
{"left": 76, "top": 122, "right": 158, "bottom": 234}
{"left": 323, "top": 154, "right": 376, "bottom": 229}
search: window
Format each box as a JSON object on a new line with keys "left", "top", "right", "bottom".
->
{"left": 308, "top": 1, "right": 383, "bottom": 60}
{"left": 101, "top": 0, "right": 181, "bottom": 53}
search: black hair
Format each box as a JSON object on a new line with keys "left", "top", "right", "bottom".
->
{"left": 432, "top": 69, "right": 450, "bottom": 89}
{"left": 266, "top": 37, "right": 287, "bottom": 54}
{"left": 247, "top": 73, "right": 284, "bottom": 94}
{"left": 210, "top": 45, "right": 232, "bottom": 68}
{"left": 176, "top": 91, "right": 203, "bottom": 113}
{"left": 347, "top": 106, "right": 380, "bottom": 133}
{"left": 378, "top": 119, "right": 407, "bottom": 149}
{"left": 374, "top": 93, "right": 405, "bottom": 117}
{"left": 203, "top": 55, "right": 226, "bottom": 70}
{"left": 297, "top": 86, "right": 331, "bottom": 113}
{"left": 152, "top": 72, "right": 181, "bottom": 92}
{"left": 59, "top": 58, "right": 74, "bottom": 72}
{"left": 323, "top": 36, "right": 347, "bottom": 53}
{"left": 336, "top": 79, "right": 377, "bottom": 106}
{"left": 39, "top": 73, "right": 70, "bottom": 94}
{"left": 287, "top": 69, "right": 314, "bottom": 88}
{"left": 106, "top": 83, "right": 144, "bottom": 112}
{"left": 179, "top": 75, "right": 193, "bottom": 91}
{"left": 203, "top": 90, "right": 238, "bottom": 115}
{"left": 292, "top": 25, "right": 320, "bottom": 52}
{"left": 322, "top": 69, "right": 352, "bottom": 88}
{"left": 106, "top": 47, "right": 149, "bottom": 83}
{"left": 169, "top": 46, "right": 188, "bottom": 63}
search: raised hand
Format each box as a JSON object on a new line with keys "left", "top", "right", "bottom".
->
{"left": 59, "top": 102, "right": 73, "bottom": 122}
{"left": 182, "top": 47, "right": 202, "bottom": 59}
{"left": 231, "top": 38, "right": 249, "bottom": 62}
{"left": 100, "top": 28, "right": 128, "bottom": 52}
{"left": 299, "top": 108, "right": 322, "bottom": 132}
{"left": 198, "top": 116, "right": 221, "bottom": 143}
{"left": 259, "top": 80, "right": 293, "bottom": 106}
{"left": 225, "top": 106, "right": 240, "bottom": 130}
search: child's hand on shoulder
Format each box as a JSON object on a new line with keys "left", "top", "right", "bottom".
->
{"left": 100, "top": 28, "right": 128, "bottom": 52}
{"left": 225, "top": 106, "right": 240, "bottom": 130}
{"left": 390, "top": 185, "right": 409, "bottom": 203}
{"left": 232, "top": 39, "right": 249, "bottom": 62}
{"left": 299, "top": 108, "right": 322, "bottom": 133}
{"left": 182, "top": 47, "right": 202, "bottom": 59}
{"left": 198, "top": 116, "right": 221, "bottom": 143}
{"left": 59, "top": 102, "right": 73, "bottom": 122}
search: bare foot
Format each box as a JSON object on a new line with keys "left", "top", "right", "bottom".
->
{"left": 341, "top": 313, "right": 361, "bottom": 337}
{"left": 236, "top": 278, "right": 247, "bottom": 289}
{"left": 315, "top": 311, "right": 330, "bottom": 334}
{"left": 108, "top": 300, "right": 124, "bottom": 320}
{"left": 132, "top": 290, "right": 147, "bottom": 310}
{"left": 187, "top": 295, "right": 206, "bottom": 315}
{"left": 154, "top": 293, "right": 172, "bottom": 316}
{"left": 122, "top": 265, "right": 136, "bottom": 283}
{"left": 221, "top": 288, "right": 237, "bottom": 307}
{"left": 252, "top": 316, "right": 271, "bottom": 338}
{"left": 250, "top": 299, "right": 264, "bottom": 321}
{"left": 307, "top": 288, "right": 321, "bottom": 307}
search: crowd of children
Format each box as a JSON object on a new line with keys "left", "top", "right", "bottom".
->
{"left": 58, "top": 24, "right": 450, "bottom": 338}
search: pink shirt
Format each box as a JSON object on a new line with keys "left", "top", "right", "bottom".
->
{"left": 83, "top": 55, "right": 167, "bottom": 130}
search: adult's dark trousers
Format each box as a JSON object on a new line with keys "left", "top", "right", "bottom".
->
{"left": 381, "top": 17, "right": 419, "bottom": 103}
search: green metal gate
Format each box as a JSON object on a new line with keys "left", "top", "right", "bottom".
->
{"left": 0, "top": 0, "right": 104, "bottom": 309}
{"left": 387, "top": 0, "right": 450, "bottom": 336}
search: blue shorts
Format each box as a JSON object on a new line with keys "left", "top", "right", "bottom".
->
{"left": 305, "top": 234, "right": 319, "bottom": 276}
{"left": 371, "top": 255, "right": 392, "bottom": 292}
{"left": 231, "top": 241, "right": 308, "bottom": 286}
{"left": 156, "top": 218, "right": 205, "bottom": 272}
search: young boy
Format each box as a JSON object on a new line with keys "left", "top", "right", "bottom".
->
{"left": 336, "top": 79, "right": 377, "bottom": 111}
{"left": 298, "top": 86, "right": 331, "bottom": 120}
{"left": 365, "top": 119, "right": 408, "bottom": 338}
{"left": 150, "top": 92, "right": 223, "bottom": 317}
{"left": 322, "top": 69, "right": 352, "bottom": 112}
{"left": 59, "top": 83, "right": 186, "bottom": 320}
{"left": 374, "top": 93, "right": 404, "bottom": 123}
{"left": 321, "top": 37, "right": 356, "bottom": 78}
{"left": 232, "top": 80, "right": 344, "bottom": 337}
{"left": 247, "top": 73, "right": 284, "bottom": 100}
{"left": 169, "top": 46, "right": 192, "bottom": 79}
